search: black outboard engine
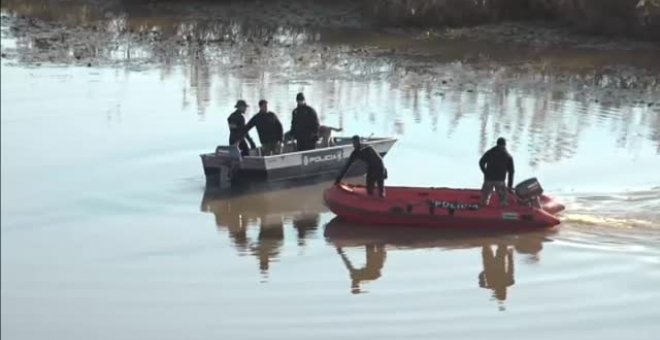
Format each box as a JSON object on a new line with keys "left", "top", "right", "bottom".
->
{"left": 227, "top": 143, "right": 243, "bottom": 162}
{"left": 514, "top": 177, "right": 544, "bottom": 208}
{"left": 216, "top": 144, "right": 243, "bottom": 187}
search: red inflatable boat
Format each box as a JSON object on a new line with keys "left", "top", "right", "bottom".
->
{"left": 323, "top": 178, "right": 565, "bottom": 229}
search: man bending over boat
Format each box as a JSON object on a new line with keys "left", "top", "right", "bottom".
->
{"left": 239, "top": 99, "right": 284, "bottom": 156}
{"left": 335, "top": 135, "right": 388, "bottom": 197}
{"left": 227, "top": 99, "right": 256, "bottom": 157}
{"left": 479, "top": 137, "right": 515, "bottom": 207}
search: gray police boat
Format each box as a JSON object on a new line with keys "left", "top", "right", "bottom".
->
{"left": 200, "top": 136, "right": 397, "bottom": 187}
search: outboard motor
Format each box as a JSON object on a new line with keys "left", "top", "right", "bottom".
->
{"left": 514, "top": 177, "right": 544, "bottom": 208}
{"left": 216, "top": 144, "right": 243, "bottom": 187}
{"left": 227, "top": 143, "right": 243, "bottom": 162}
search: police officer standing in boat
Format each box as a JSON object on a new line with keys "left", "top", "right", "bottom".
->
{"left": 227, "top": 99, "right": 256, "bottom": 157}
{"left": 479, "top": 137, "right": 515, "bottom": 207}
{"left": 240, "top": 99, "right": 284, "bottom": 156}
{"left": 290, "top": 92, "right": 320, "bottom": 151}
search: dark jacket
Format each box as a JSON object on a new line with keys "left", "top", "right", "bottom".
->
{"left": 336, "top": 146, "right": 386, "bottom": 182}
{"left": 290, "top": 104, "right": 320, "bottom": 141}
{"left": 479, "top": 145, "right": 515, "bottom": 187}
{"left": 243, "top": 111, "right": 283, "bottom": 144}
{"left": 227, "top": 110, "right": 255, "bottom": 147}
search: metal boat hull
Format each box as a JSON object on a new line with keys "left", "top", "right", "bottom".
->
{"left": 200, "top": 136, "right": 397, "bottom": 187}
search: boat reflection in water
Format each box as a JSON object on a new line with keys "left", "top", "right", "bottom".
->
{"left": 324, "top": 217, "right": 556, "bottom": 303}
{"left": 200, "top": 180, "right": 556, "bottom": 303}
{"left": 200, "top": 181, "right": 332, "bottom": 275}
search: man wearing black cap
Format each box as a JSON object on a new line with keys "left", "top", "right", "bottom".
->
{"left": 227, "top": 99, "right": 256, "bottom": 156}
{"left": 290, "top": 92, "right": 320, "bottom": 151}
{"left": 479, "top": 137, "right": 515, "bottom": 206}
{"left": 240, "top": 99, "right": 284, "bottom": 156}
{"left": 335, "top": 135, "right": 388, "bottom": 197}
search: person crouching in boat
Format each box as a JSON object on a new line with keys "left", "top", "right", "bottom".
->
{"left": 237, "top": 99, "right": 284, "bottom": 156}
{"left": 479, "top": 137, "right": 515, "bottom": 207}
{"left": 335, "top": 135, "right": 388, "bottom": 197}
{"left": 227, "top": 99, "right": 256, "bottom": 157}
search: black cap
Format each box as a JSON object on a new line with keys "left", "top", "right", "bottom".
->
{"left": 497, "top": 137, "right": 506, "bottom": 146}
{"left": 352, "top": 135, "right": 360, "bottom": 142}
{"left": 296, "top": 92, "right": 305, "bottom": 101}
{"left": 258, "top": 99, "right": 267, "bottom": 106}
{"left": 234, "top": 99, "right": 248, "bottom": 108}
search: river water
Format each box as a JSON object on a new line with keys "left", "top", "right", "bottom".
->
{"left": 1, "top": 3, "right": 660, "bottom": 340}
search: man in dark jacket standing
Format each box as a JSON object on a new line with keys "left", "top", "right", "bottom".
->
{"left": 479, "top": 137, "right": 515, "bottom": 206}
{"left": 290, "top": 92, "right": 320, "bottom": 151}
{"left": 241, "top": 99, "right": 284, "bottom": 156}
{"left": 227, "top": 99, "right": 256, "bottom": 156}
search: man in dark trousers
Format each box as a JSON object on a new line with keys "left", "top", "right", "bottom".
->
{"left": 227, "top": 99, "right": 256, "bottom": 156}
{"left": 290, "top": 92, "right": 320, "bottom": 151}
{"left": 241, "top": 99, "right": 284, "bottom": 156}
{"left": 479, "top": 137, "right": 515, "bottom": 206}
{"left": 335, "top": 135, "right": 388, "bottom": 197}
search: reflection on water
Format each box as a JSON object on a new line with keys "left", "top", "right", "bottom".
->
{"left": 200, "top": 181, "right": 331, "bottom": 276}
{"left": 337, "top": 245, "right": 386, "bottom": 295}
{"left": 293, "top": 214, "right": 320, "bottom": 246}
{"left": 253, "top": 217, "right": 284, "bottom": 275}
{"left": 324, "top": 218, "right": 553, "bottom": 303}
{"left": 478, "top": 245, "right": 514, "bottom": 304}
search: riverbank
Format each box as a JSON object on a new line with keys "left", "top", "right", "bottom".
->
{"left": 3, "top": 1, "right": 659, "bottom": 106}
{"left": 363, "top": 0, "right": 660, "bottom": 42}
{"left": 2, "top": 0, "right": 659, "bottom": 51}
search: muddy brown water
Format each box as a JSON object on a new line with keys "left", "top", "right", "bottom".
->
{"left": 1, "top": 3, "right": 660, "bottom": 340}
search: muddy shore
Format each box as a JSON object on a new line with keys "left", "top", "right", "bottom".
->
{"left": 2, "top": 0, "right": 660, "bottom": 105}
